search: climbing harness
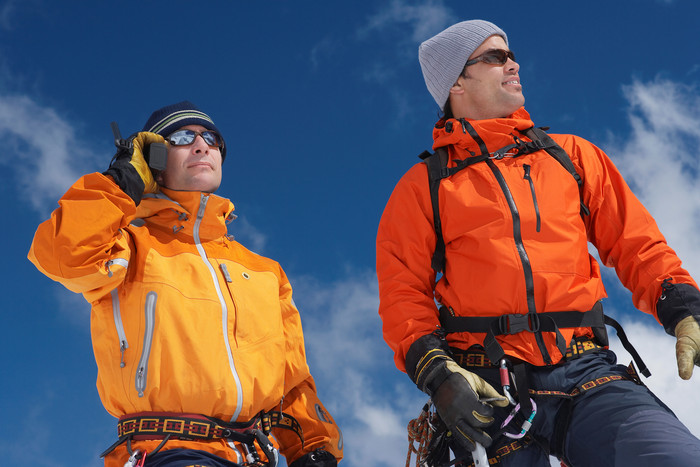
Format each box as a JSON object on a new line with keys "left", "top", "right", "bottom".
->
{"left": 406, "top": 400, "right": 534, "bottom": 467}
{"left": 408, "top": 338, "right": 646, "bottom": 466}
{"left": 101, "top": 410, "right": 302, "bottom": 467}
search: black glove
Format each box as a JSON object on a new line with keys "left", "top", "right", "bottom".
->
{"left": 104, "top": 132, "right": 164, "bottom": 204}
{"left": 406, "top": 333, "right": 508, "bottom": 452}
{"left": 288, "top": 448, "right": 337, "bottom": 467}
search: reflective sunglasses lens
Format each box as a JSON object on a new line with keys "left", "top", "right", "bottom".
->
{"left": 168, "top": 130, "right": 195, "bottom": 146}
{"left": 201, "top": 131, "right": 222, "bottom": 147}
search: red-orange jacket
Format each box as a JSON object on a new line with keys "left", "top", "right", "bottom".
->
{"left": 377, "top": 107, "right": 698, "bottom": 370}
{"left": 28, "top": 173, "right": 343, "bottom": 465}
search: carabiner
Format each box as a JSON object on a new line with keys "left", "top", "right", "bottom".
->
{"left": 501, "top": 398, "right": 537, "bottom": 439}
{"left": 499, "top": 359, "right": 517, "bottom": 406}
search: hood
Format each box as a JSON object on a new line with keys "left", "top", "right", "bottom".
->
{"left": 432, "top": 107, "right": 535, "bottom": 160}
{"left": 135, "top": 188, "right": 236, "bottom": 242}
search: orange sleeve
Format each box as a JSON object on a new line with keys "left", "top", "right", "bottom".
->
{"left": 559, "top": 135, "right": 698, "bottom": 320}
{"left": 274, "top": 270, "right": 343, "bottom": 463}
{"left": 376, "top": 163, "right": 440, "bottom": 372}
{"left": 27, "top": 172, "right": 136, "bottom": 302}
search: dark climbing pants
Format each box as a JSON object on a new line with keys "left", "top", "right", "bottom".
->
{"left": 475, "top": 349, "right": 700, "bottom": 466}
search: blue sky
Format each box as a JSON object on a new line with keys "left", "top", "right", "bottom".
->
{"left": 2, "top": 1, "right": 700, "bottom": 466}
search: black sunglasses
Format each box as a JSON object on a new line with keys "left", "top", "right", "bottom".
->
{"left": 465, "top": 49, "right": 516, "bottom": 67}
{"left": 166, "top": 129, "right": 223, "bottom": 148}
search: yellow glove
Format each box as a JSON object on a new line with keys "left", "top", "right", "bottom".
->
{"left": 129, "top": 132, "right": 163, "bottom": 194}
{"left": 104, "top": 131, "right": 165, "bottom": 203}
{"left": 675, "top": 316, "right": 700, "bottom": 380}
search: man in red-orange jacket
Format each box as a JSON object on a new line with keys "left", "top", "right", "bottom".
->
{"left": 29, "top": 101, "right": 343, "bottom": 467}
{"left": 377, "top": 20, "right": 700, "bottom": 466}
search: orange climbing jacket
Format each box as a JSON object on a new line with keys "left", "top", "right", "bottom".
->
{"left": 29, "top": 173, "right": 343, "bottom": 465}
{"left": 377, "top": 107, "right": 698, "bottom": 370}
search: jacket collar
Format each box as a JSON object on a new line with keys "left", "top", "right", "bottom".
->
{"left": 432, "top": 107, "right": 535, "bottom": 160}
{"left": 135, "top": 188, "right": 236, "bottom": 242}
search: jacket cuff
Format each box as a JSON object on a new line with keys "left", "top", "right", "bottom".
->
{"left": 656, "top": 280, "right": 700, "bottom": 336}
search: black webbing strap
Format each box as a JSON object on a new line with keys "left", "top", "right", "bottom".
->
{"left": 422, "top": 147, "right": 450, "bottom": 274}
{"left": 524, "top": 127, "right": 590, "bottom": 216}
{"left": 604, "top": 315, "right": 651, "bottom": 377}
{"left": 439, "top": 302, "right": 650, "bottom": 378}
{"left": 420, "top": 124, "right": 587, "bottom": 275}
{"left": 439, "top": 302, "right": 606, "bottom": 363}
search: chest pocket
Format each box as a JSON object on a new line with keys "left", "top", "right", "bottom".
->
{"left": 218, "top": 261, "right": 283, "bottom": 347}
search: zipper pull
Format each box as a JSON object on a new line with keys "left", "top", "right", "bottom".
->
{"left": 120, "top": 341, "right": 127, "bottom": 368}
{"left": 220, "top": 263, "right": 233, "bottom": 283}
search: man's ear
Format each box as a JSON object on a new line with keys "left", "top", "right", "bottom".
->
{"left": 450, "top": 76, "right": 465, "bottom": 96}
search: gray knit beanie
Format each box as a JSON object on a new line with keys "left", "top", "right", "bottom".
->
{"left": 418, "top": 20, "right": 508, "bottom": 110}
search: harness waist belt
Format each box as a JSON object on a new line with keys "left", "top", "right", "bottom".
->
{"left": 438, "top": 302, "right": 650, "bottom": 377}
{"left": 101, "top": 410, "right": 302, "bottom": 458}
{"left": 118, "top": 411, "right": 302, "bottom": 442}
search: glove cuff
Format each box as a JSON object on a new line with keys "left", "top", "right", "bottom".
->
{"left": 104, "top": 160, "right": 146, "bottom": 205}
{"left": 657, "top": 280, "right": 700, "bottom": 336}
{"left": 405, "top": 332, "right": 454, "bottom": 395}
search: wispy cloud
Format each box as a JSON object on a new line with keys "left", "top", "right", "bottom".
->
{"left": 295, "top": 77, "right": 700, "bottom": 466}
{"left": 0, "top": 94, "right": 101, "bottom": 216}
{"left": 358, "top": 0, "right": 454, "bottom": 44}
{"left": 294, "top": 270, "right": 425, "bottom": 466}
{"left": 609, "top": 316, "right": 700, "bottom": 435}
{"left": 229, "top": 214, "right": 268, "bottom": 255}
{"left": 603, "top": 78, "right": 700, "bottom": 278}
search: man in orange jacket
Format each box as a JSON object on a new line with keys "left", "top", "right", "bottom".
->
{"left": 377, "top": 20, "right": 700, "bottom": 466}
{"left": 29, "top": 101, "right": 343, "bottom": 467}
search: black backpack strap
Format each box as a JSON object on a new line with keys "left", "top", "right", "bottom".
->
{"left": 525, "top": 127, "right": 590, "bottom": 216}
{"left": 422, "top": 147, "right": 450, "bottom": 273}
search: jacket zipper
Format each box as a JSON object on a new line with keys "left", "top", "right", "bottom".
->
{"left": 135, "top": 291, "right": 157, "bottom": 397}
{"left": 523, "top": 164, "right": 541, "bottom": 232}
{"left": 106, "top": 258, "right": 128, "bottom": 277}
{"left": 110, "top": 289, "right": 129, "bottom": 368}
{"left": 487, "top": 159, "right": 552, "bottom": 364}
{"left": 193, "top": 194, "right": 244, "bottom": 421}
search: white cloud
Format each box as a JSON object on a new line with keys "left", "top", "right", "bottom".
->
{"left": 358, "top": 0, "right": 454, "bottom": 43}
{"left": 604, "top": 79, "right": 700, "bottom": 279}
{"left": 229, "top": 215, "right": 268, "bottom": 255}
{"left": 0, "top": 94, "right": 101, "bottom": 216}
{"left": 294, "top": 271, "right": 426, "bottom": 466}
{"left": 609, "top": 317, "right": 700, "bottom": 434}
{"left": 294, "top": 77, "right": 700, "bottom": 466}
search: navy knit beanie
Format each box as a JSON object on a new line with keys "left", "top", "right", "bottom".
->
{"left": 142, "top": 101, "right": 226, "bottom": 160}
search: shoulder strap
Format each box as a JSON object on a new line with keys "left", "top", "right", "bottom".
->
{"left": 525, "top": 127, "right": 590, "bottom": 216}
{"left": 421, "top": 147, "right": 449, "bottom": 274}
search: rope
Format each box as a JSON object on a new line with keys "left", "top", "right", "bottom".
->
{"left": 406, "top": 403, "right": 436, "bottom": 467}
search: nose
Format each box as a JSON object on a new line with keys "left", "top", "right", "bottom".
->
{"left": 505, "top": 57, "right": 519, "bottom": 73}
{"left": 192, "top": 134, "right": 210, "bottom": 153}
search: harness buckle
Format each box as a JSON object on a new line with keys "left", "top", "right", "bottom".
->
{"left": 499, "top": 313, "right": 540, "bottom": 334}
